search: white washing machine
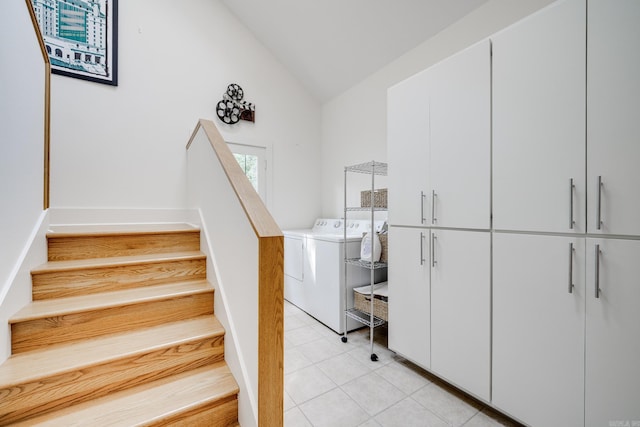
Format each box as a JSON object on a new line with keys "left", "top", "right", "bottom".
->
{"left": 284, "top": 218, "right": 386, "bottom": 334}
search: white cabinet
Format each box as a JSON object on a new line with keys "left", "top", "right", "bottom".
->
{"left": 492, "top": 0, "right": 586, "bottom": 233}
{"left": 587, "top": 0, "right": 640, "bottom": 236}
{"left": 430, "top": 230, "right": 490, "bottom": 401}
{"left": 429, "top": 40, "right": 491, "bottom": 230}
{"left": 387, "top": 226, "right": 430, "bottom": 369}
{"left": 388, "top": 40, "right": 490, "bottom": 230}
{"left": 493, "top": 233, "right": 585, "bottom": 427}
{"left": 585, "top": 238, "right": 640, "bottom": 425}
{"left": 387, "top": 71, "right": 430, "bottom": 228}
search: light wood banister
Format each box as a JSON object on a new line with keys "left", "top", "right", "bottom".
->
{"left": 187, "top": 119, "right": 283, "bottom": 427}
{"left": 25, "top": 0, "right": 51, "bottom": 210}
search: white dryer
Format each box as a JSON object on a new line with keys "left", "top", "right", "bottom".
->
{"left": 283, "top": 219, "right": 386, "bottom": 333}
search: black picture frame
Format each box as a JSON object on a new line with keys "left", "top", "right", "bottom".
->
{"left": 31, "top": 0, "right": 118, "bottom": 86}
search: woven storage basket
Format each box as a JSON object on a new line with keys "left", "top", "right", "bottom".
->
{"left": 354, "top": 292, "right": 388, "bottom": 321}
{"left": 360, "top": 188, "right": 388, "bottom": 208}
{"left": 379, "top": 234, "right": 388, "bottom": 263}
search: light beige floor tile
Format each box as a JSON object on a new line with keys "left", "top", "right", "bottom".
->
{"left": 411, "top": 382, "right": 482, "bottom": 427}
{"left": 285, "top": 407, "right": 313, "bottom": 427}
{"left": 348, "top": 341, "right": 397, "bottom": 367}
{"left": 375, "top": 397, "right": 449, "bottom": 427}
{"left": 358, "top": 419, "right": 382, "bottom": 427}
{"left": 286, "top": 313, "right": 314, "bottom": 332}
{"left": 297, "top": 336, "right": 349, "bottom": 364}
{"left": 300, "top": 388, "right": 370, "bottom": 427}
{"left": 375, "top": 361, "right": 432, "bottom": 395}
{"left": 309, "top": 321, "right": 342, "bottom": 338}
{"left": 284, "top": 391, "right": 296, "bottom": 412}
{"left": 285, "top": 301, "right": 306, "bottom": 316}
{"left": 285, "top": 347, "right": 314, "bottom": 374}
{"left": 464, "top": 408, "right": 522, "bottom": 427}
{"left": 317, "top": 352, "right": 372, "bottom": 386}
{"left": 342, "top": 371, "right": 406, "bottom": 416}
{"left": 287, "top": 325, "right": 324, "bottom": 347}
{"left": 285, "top": 365, "right": 337, "bottom": 405}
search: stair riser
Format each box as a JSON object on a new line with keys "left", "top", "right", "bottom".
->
{"left": 153, "top": 395, "right": 238, "bottom": 426}
{"left": 32, "top": 258, "right": 207, "bottom": 300}
{"left": 11, "top": 292, "right": 215, "bottom": 354}
{"left": 48, "top": 232, "right": 201, "bottom": 261}
{"left": 0, "top": 334, "right": 225, "bottom": 425}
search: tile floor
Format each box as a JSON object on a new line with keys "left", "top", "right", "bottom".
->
{"left": 284, "top": 301, "right": 521, "bottom": 427}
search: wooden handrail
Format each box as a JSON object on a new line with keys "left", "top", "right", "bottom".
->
{"left": 187, "top": 119, "right": 284, "bottom": 427}
{"left": 24, "top": 0, "right": 51, "bottom": 210}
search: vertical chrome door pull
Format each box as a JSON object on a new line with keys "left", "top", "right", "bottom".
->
{"left": 595, "top": 244, "right": 601, "bottom": 298}
{"left": 568, "top": 243, "right": 575, "bottom": 293}
{"left": 597, "top": 176, "right": 603, "bottom": 230}
{"left": 431, "top": 232, "right": 437, "bottom": 267}
{"left": 420, "top": 232, "right": 425, "bottom": 265}
{"left": 569, "top": 178, "right": 575, "bottom": 229}
{"left": 421, "top": 191, "right": 426, "bottom": 224}
{"left": 431, "top": 190, "right": 437, "bottom": 224}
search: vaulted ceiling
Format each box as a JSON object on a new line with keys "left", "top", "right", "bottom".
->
{"left": 221, "top": 0, "right": 489, "bottom": 102}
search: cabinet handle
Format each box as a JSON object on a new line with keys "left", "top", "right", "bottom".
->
{"left": 421, "top": 191, "right": 426, "bottom": 224}
{"left": 569, "top": 178, "right": 575, "bottom": 229}
{"left": 431, "top": 232, "right": 437, "bottom": 267}
{"left": 420, "top": 232, "right": 425, "bottom": 265}
{"left": 595, "top": 244, "right": 601, "bottom": 298}
{"left": 568, "top": 242, "right": 574, "bottom": 293}
{"left": 431, "top": 190, "right": 437, "bottom": 225}
{"left": 597, "top": 176, "right": 603, "bottom": 230}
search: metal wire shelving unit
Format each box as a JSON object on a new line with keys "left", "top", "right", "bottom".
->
{"left": 341, "top": 161, "right": 388, "bottom": 361}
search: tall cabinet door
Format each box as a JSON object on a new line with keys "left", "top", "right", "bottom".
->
{"left": 430, "top": 40, "right": 491, "bottom": 230}
{"left": 430, "top": 230, "right": 490, "bottom": 401}
{"left": 493, "top": 233, "right": 585, "bottom": 427}
{"left": 387, "top": 226, "right": 430, "bottom": 369}
{"left": 492, "top": 0, "right": 586, "bottom": 233}
{"left": 587, "top": 0, "right": 640, "bottom": 236}
{"left": 585, "top": 238, "right": 640, "bottom": 425}
{"left": 387, "top": 70, "right": 430, "bottom": 227}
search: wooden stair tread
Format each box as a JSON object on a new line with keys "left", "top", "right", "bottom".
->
{"left": 10, "top": 280, "right": 213, "bottom": 323}
{"left": 12, "top": 362, "right": 238, "bottom": 427}
{"left": 0, "top": 316, "right": 223, "bottom": 388}
{"left": 47, "top": 223, "right": 199, "bottom": 237}
{"left": 31, "top": 251, "right": 206, "bottom": 273}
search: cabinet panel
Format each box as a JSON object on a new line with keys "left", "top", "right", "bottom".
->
{"left": 387, "top": 226, "right": 430, "bottom": 368}
{"left": 430, "top": 230, "right": 490, "bottom": 401}
{"left": 587, "top": 0, "right": 640, "bottom": 236}
{"left": 493, "top": 233, "right": 585, "bottom": 427}
{"left": 430, "top": 40, "right": 491, "bottom": 230}
{"left": 387, "top": 71, "right": 430, "bottom": 227}
{"left": 585, "top": 238, "right": 640, "bottom": 425}
{"left": 492, "top": 0, "right": 586, "bottom": 233}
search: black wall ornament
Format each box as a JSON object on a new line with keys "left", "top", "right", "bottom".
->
{"left": 216, "top": 83, "right": 255, "bottom": 125}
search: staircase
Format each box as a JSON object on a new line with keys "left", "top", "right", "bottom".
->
{"left": 0, "top": 224, "right": 239, "bottom": 426}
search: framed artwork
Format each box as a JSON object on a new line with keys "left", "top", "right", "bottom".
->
{"left": 30, "top": 0, "right": 118, "bottom": 86}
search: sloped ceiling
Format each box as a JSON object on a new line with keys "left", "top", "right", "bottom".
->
{"left": 221, "top": 0, "right": 489, "bottom": 102}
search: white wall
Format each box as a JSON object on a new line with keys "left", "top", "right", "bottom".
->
{"left": 0, "top": 0, "right": 49, "bottom": 362}
{"left": 50, "top": 0, "right": 322, "bottom": 230}
{"left": 320, "top": 0, "right": 556, "bottom": 217}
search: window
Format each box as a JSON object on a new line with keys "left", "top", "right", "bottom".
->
{"left": 55, "top": 48, "right": 62, "bottom": 57}
{"left": 227, "top": 142, "right": 269, "bottom": 205}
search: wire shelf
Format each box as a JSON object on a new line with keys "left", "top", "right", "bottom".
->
{"left": 346, "top": 258, "right": 388, "bottom": 269}
{"left": 345, "top": 308, "right": 386, "bottom": 328}
{"left": 345, "top": 206, "right": 388, "bottom": 212}
{"left": 345, "top": 161, "right": 388, "bottom": 176}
